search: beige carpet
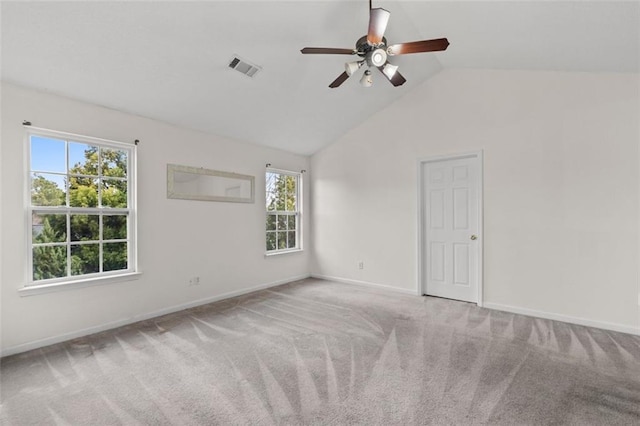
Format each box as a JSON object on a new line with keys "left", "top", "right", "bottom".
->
{"left": 1, "top": 278, "right": 639, "bottom": 425}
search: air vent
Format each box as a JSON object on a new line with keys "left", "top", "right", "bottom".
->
{"left": 228, "top": 55, "right": 261, "bottom": 78}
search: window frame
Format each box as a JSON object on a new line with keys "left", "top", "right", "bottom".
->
{"left": 24, "top": 127, "right": 138, "bottom": 291}
{"left": 265, "top": 168, "right": 302, "bottom": 255}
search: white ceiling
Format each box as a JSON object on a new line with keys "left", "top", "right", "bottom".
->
{"left": 2, "top": 1, "right": 639, "bottom": 155}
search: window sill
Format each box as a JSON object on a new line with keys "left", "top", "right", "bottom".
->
{"left": 265, "top": 248, "right": 304, "bottom": 257}
{"left": 19, "top": 272, "right": 142, "bottom": 297}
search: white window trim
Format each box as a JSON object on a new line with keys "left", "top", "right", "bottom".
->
{"left": 18, "top": 272, "right": 142, "bottom": 297}
{"left": 265, "top": 168, "right": 303, "bottom": 255}
{"left": 264, "top": 247, "right": 304, "bottom": 257}
{"left": 24, "top": 126, "right": 138, "bottom": 291}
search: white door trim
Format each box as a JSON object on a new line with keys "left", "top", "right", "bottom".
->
{"left": 417, "top": 151, "right": 484, "bottom": 306}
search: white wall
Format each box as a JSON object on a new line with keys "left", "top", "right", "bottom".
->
{"left": 2, "top": 68, "right": 639, "bottom": 354}
{"left": 1, "top": 83, "right": 310, "bottom": 354}
{"left": 311, "top": 69, "right": 640, "bottom": 333}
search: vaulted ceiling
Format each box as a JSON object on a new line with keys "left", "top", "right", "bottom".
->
{"left": 2, "top": 1, "right": 638, "bottom": 155}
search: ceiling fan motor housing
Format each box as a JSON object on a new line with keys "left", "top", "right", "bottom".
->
{"left": 356, "top": 35, "right": 388, "bottom": 68}
{"left": 356, "top": 36, "right": 386, "bottom": 54}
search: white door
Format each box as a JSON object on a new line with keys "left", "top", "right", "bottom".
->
{"left": 421, "top": 154, "right": 481, "bottom": 303}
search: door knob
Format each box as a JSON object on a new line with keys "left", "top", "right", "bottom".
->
{"left": 470, "top": 235, "right": 478, "bottom": 240}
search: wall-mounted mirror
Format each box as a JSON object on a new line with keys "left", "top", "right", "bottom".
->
{"left": 167, "top": 164, "right": 254, "bottom": 203}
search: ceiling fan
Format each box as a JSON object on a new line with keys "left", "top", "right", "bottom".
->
{"left": 301, "top": 0, "right": 449, "bottom": 88}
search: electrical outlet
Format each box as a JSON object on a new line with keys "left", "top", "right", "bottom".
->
{"left": 358, "top": 261, "right": 364, "bottom": 270}
{"left": 189, "top": 276, "right": 200, "bottom": 286}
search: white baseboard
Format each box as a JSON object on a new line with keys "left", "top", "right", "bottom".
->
{"left": 311, "top": 273, "right": 420, "bottom": 296}
{"left": 483, "top": 302, "right": 640, "bottom": 336}
{"left": 1, "top": 274, "right": 310, "bottom": 358}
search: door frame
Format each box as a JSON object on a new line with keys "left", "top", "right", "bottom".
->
{"left": 416, "top": 151, "right": 484, "bottom": 306}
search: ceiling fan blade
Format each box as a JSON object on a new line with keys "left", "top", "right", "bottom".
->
{"left": 329, "top": 71, "right": 350, "bottom": 88}
{"left": 377, "top": 65, "right": 406, "bottom": 87}
{"left": 387, "top": 38, "right": 450, "bottom": 56}
{"left": 367, "top": 8, "right": 390, "bottom": 45}
{"left": 301, "top": 47, "right": 355, "bottom": 55}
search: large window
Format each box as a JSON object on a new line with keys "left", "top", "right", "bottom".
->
{"left": 266, "top": 169, "right": 301, "bottom": 253}
{"left": 27, "top": 130, "right": 136, "bottom": 285}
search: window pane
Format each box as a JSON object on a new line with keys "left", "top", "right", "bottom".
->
{"left": 33, "top": 245, "right": 67, "bottom": 281}
{"left": 70, "top": 214, "right": 100, "bottom": 241}
{"left": 31, "top": 136, "right": 66, "bottom": 173}
{"left": 287, "top": 231, "right": 296, "bottom": 249}
{"left": 103, "top": 242, "right": 127, "bottom": 272}
{"left": 287, "top": 198, "right": 297, "bottom": 212}
{"left": 266, "top": 232, "right": 276, "bottom": 251}
{"left": 101, "top": 179, "right": 128, "bottom": 208}
{"left": 71, "top": 244, "right": 99, "bottom": 275}
{"left": 33, "top": 213, "right": 67, "bottom": 243}
{"left": 277, "top": 215, "right": 287, "bottom": 231}
{"left": 266, "top": 191, "right": 277, "bottom": 211}
{"left": 287, "top": 215, "right": 296, "bottom": 231}
{"left": 31, "top": 173, "right": 66, "bottom": 206}
{"left": 266, "top": 214, "right": 276, "bottom": 231}
{"left": 285, "top": 176, "right": 297, "bottom": 211}
{"left": 266, "top": 172, "right": 277, "bottom": 193}
{"left": 277, "top": 232, "right": 287, "bottom": 250}
{"left": 101, "top": 148, "right": 127, "bottom": 178}
{"left": 274, "top": 174, "right": 287, "bottom": 210}
{"left": 69, "top": 142, "right": 99, "bottom": 175}
{"left": 104, "top": 215, "right": 127, "bottom": 240}
{"left": 69, "top": 177, "right": 98, "bottom": 207}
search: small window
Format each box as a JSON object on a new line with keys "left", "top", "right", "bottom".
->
{"left": 27, "top": 130, "right": 137, "bottom": 285}
{"left": 266, "top": 169, "right": 301, "bottom": 253}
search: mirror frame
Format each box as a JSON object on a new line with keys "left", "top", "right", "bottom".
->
{"left": 167, "top": 164, "right": 255, "bottom": 203}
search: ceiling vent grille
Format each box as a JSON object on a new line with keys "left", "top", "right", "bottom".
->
{"left": 228, "top": 55, "right": 261, "bottom": 78}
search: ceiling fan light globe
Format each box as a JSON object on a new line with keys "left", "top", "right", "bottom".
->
{"left": 345, "top": 61, "right": 362, "bottom": 76}
{"left": 367, "top": 48, "right": 387, "bottom": 67}
{"left": 383, "top": 63, "right": 398, "bottom": 79}
{"left": 360, "top": 70, "right": 373, "bottom": 87}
